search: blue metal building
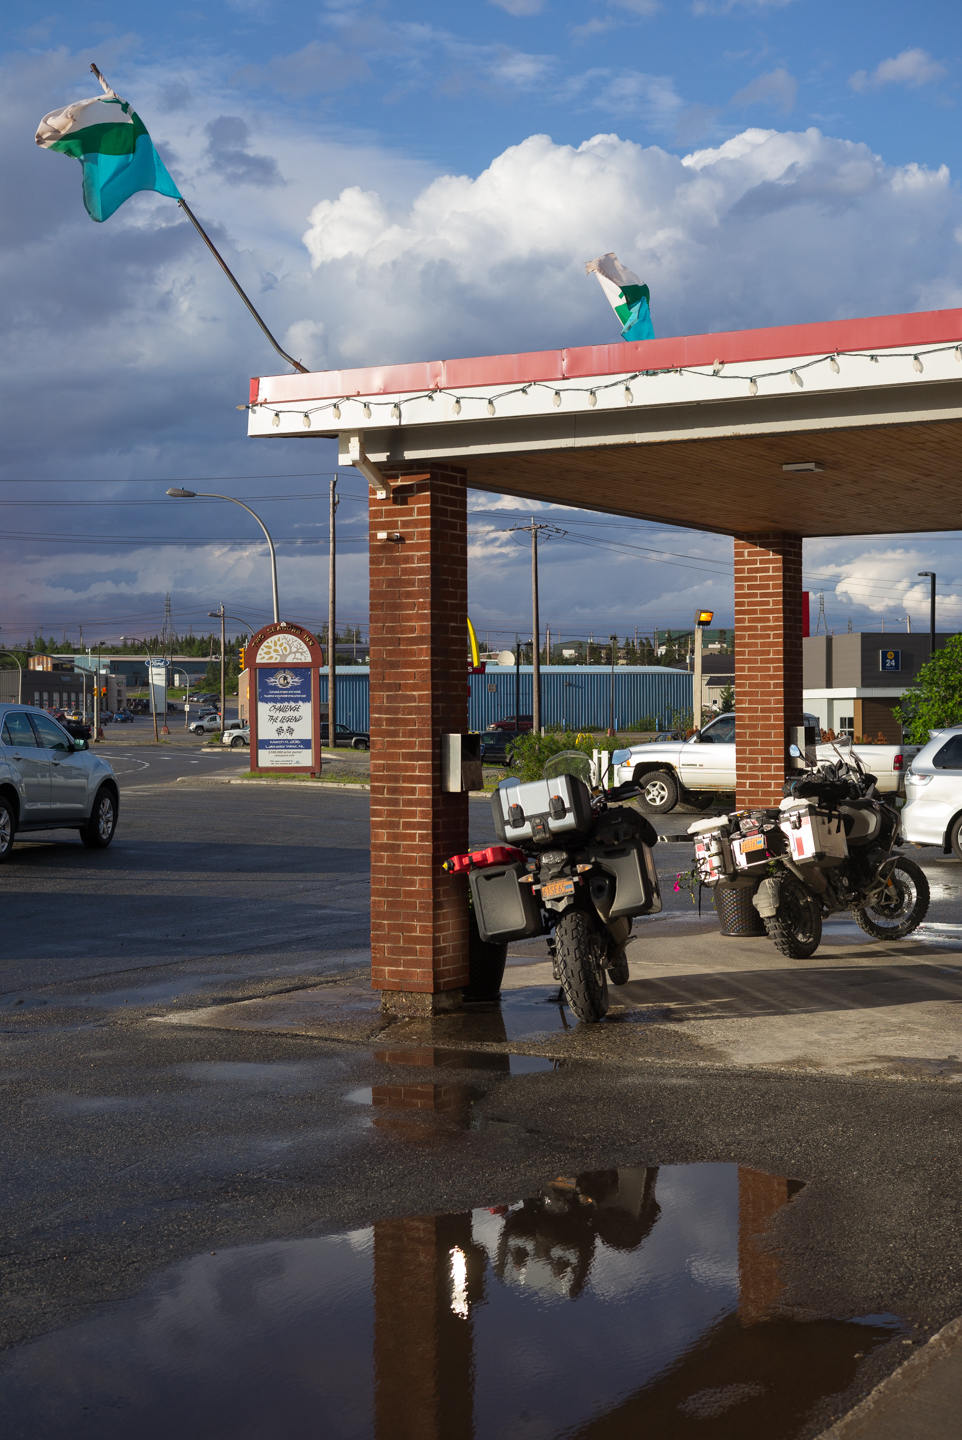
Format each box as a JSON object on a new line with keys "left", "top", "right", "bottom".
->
{"left": 319, "top": 665, "right": 691, "bottom": 734}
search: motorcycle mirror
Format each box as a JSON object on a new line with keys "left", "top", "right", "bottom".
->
{"left": 788, "top": 744, "right": 802, "bottom": 757}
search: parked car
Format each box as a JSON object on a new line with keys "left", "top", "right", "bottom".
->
{"left": 60, "top": 718, "right": 92, "bottom": 742}
{"left": 114, "top": 709, "right": 134, "bottom": 724}
{"left": 99, "top": 710, "right": 114, "bottom": 724}
{"left": 222, "top": 722, "right": 250, "bottom": 749}
{"left": 610, "top": 711, "right": 916, "bottom": 814}
{"left": 480, "top": 730, "right": 518, "bottom": 764}
{"left": 189, "top": 712, "right": 222, "bottom": 735}
{"left": 487, "top": 715, "right": 533, "bottom": 734}
{"left": 0, "top": 705, "right": 119, "bottom": 859}
{"left": 322, "top": 722, "right": 370, "bottom": 750}
{"left": 901, "top": 726, "right": 962, "bottom": 856}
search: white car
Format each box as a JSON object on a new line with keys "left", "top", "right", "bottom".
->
{"left": 901, "top": 726, "right": 962, "bottom": 857}
{"left": 222, "top": 722, "right": 250, "bottom": 749}
{"left": 189, "top": 711, "right": 222, "bottom": 735}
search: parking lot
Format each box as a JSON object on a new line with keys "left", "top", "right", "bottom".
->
{"left": 5, "top": 773, "right": 962, "bottom": 1437}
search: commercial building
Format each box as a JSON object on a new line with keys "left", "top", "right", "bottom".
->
{"left": 802, "top": 633, "right": 948, "bottom": 741}
{"left": 26, "top": 656, "right": 125, "bottom": 713}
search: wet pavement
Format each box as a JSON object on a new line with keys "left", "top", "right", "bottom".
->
{"left": 5, "top": 783, "right": 962, "bottom": 1436}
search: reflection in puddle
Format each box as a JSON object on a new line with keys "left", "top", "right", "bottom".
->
{"left": 1, "top": 1164, "right": 901, "bottom": 1440}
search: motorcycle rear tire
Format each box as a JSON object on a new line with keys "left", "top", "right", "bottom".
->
{"left": 854, "top": 857, "right": 930, "bottom": 940}
{"left": 555, "top": 910, "right": 610, "bottom": 1022}
{"left": 763, "top": 872, "right": 822, "bottom": 959}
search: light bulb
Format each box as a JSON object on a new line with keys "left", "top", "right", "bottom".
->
{"left": 712, "top": 359, "right": 724, "bottom": 375}
{"left": 487, "top": 399, "right": 496, "bottom": 416}
{"left": 789, "top": 369, "right": 800, "bottom": 386}
{"left": 332, "top": 403, "right": 341, "bottom": 420}
{"left": 588, "top": 391, "right": 597, "bottom": 408}
{"left": 830, "top": 356, "right": 840, "bottom": 374}
{"left": 271, "top": 413, "right": 280, "bottom": 428}
{"left": 749, "top": 379, "right": 758, "bottom": 396}
{"left": 870, "top": 355, "right": 879, "bottom": 363}
{"left": 391, "top": 403, "right": 400, "bottom": 420}
{"left": 302, "top": 413, "right": 311, "bottom": 428}
{"left": 363, "top": 403, "right": 372, "bottom": 419}
{"left": 426, "top": 392, "right": 434, "bottom": 402}
{"left": 913, "top": 355, "right": 923, "bottom": 373}
{"left": 624, "top": 385, "right": 634, "bottom": 404}
{"left": 956, "top": 347, "right": 962, "bottom": 363}
{"left": 453, "top": 398, "right": 461, "bottom": 415}
{"left": 553, "top": 391, "right": 562, "bottom": 407}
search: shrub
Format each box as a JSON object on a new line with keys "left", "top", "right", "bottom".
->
{"left": 504, "top": 730, "right": 635, "bottom": 783}
{"left": 895, "top": 636, "right": 962, "bottom": 744}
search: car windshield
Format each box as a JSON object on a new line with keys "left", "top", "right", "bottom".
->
{"left": 702, "top": 715, "right": 735, "bottom": 743}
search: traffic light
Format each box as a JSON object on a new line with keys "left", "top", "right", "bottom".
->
{"left": 238, "top": 647, "right": 246, "bottom": 670}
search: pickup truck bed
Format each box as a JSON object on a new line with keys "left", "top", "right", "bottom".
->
{"left": 611, "top": 713, "right": 918, "bottom": 813}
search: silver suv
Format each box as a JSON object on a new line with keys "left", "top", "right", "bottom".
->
{"left": 0, "top": 705, "right": 119, "bottom": 862}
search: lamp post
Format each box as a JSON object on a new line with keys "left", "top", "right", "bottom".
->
{"left": 693, "top": 610, "right": 714, "bottom": 732}
{"left": 918, "top": 571, "right": 936, "bottom": 659}
{"left": 166, "top": 489, "right": 280, "bottom": 623}
{"left": 209, "top": 607, "right": 226, "bottom": 735}
{"left": 125, "top": 638, "right": 160, "bottom": 741}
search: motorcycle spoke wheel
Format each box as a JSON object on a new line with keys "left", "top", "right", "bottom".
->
{"left": 554, "top": 911, "right": 610, "bottom": 1022}
{"left": 855, "top": 858, "right": 930, "bottom": 940}
{"left": 763, "top": 872, "right": 822, "bottom": 960}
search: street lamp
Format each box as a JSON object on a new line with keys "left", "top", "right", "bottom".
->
{"left": 209, "top": 607, "right": 227, "bottom": 733}
{"left": 125, "top": 637, "right": 160, "bottom": 741}
{"left": 918, "top": 572, "right": 936, "bottom": 659}
{"left": 166, "top": 489, "right": 280, "bottom": 623}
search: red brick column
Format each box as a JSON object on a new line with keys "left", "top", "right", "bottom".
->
{"left": 369, "top": 467, "right": 470, "bottom": 1013}
{"left": 734, "top": 532, "right": 804, "bottom": 808}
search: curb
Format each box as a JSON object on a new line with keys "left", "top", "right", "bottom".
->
{"left": 814, "top": 1314, "right": 962, "bottom": 1438}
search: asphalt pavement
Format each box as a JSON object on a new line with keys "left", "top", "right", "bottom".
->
{"left": 4, "top": 776, "right": 962, "bottom": 1437}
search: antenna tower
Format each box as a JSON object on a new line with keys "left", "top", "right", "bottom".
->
{"left": 814, "top": 592, "right": 827, "bottom": 635}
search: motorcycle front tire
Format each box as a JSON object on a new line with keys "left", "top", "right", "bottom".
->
{"left": 763, "top": 871, "right": 822, "bottom": 960}
{"left": 854, "top": 856, "right": 930, "bottom": 940}
{"left": 554, "top": 910, "right": 610, "bottom": 1022}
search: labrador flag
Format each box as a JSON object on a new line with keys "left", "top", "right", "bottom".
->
{"left": 585, "top": 252, "right": 654, "bottom": 342}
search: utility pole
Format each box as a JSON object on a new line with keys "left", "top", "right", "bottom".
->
{"left": 608, "top": 635, "right": 617, "bottom": 735}
{"left": 329, "top": 477, "right": 339, "bottom": 749}
{"left": 918, "top": 571, "right": 936, "bottom": 659}
{"left": 210, "top": 603, "right": 226, "bottom": 735}
{"left": 693, "top": 609, "right": 714, "bottom": 731}
{"left": 506, "top": 518, "right": 566, "bottom": 735}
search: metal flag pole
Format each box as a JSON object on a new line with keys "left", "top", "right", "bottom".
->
{"left": 89, "top": 64, "right": 308, "bottom": 377}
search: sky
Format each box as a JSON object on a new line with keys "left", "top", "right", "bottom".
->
{"left": 2, "top": 0, "right": 962, "bottom": 649}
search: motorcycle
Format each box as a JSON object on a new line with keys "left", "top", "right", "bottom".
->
{"left": 447, "top": 751, "right": 662, "bottom": 1023}
{"left": 689, "top": 743, "right": 929, "bottom": 959}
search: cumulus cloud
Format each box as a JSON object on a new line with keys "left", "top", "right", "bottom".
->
{"left": 849, "top": 49, "right": 947, "bottom": 94}
{"left": 302, "top": 127, "right": 962, "bottom": 366}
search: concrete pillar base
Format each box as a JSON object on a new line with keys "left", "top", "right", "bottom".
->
{"left": 380, "top": 989, "right": 464, "bottom": 1018}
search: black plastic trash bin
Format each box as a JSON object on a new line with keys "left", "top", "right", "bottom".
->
{"left": 713, "top": 879, "right": 767, "bottom": 937}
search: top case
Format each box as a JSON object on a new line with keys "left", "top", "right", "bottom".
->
{"left": 493, "top": 773, "right": 595, "bottom": 846}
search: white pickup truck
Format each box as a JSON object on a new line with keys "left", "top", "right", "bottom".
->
{"left": 610, "top": 711, "right": 919, "bottom": 813}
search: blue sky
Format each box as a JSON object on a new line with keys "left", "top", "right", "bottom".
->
{"left": 2, "top": 0, "right": 961, "bottom": 646}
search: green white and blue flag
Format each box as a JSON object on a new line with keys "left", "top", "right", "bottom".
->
{"left": 35, "top": 90, "right": 180, "bottom": 222}
{"left": 585, "top": 252, "right": 654, "bottom": 342}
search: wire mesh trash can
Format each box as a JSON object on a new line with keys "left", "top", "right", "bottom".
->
{"left": 713, "top": 879, "right": 767, "bottom": 937}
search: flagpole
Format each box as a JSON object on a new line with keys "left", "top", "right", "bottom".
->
{"left": 89, "top": 63, "right": 308, "bottom": 377}
{"left": 175, "top": 199, "right": 308, "bottom": 374}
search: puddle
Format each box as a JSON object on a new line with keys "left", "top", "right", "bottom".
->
{"left": 1, "top": 974, "right": 239, "bottom": 1013}
{"left": 0, "top": 1163, "right": 901, "bottom": 1440}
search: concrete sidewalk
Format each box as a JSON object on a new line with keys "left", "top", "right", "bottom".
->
{"left": 816, "top": 1315, "right": 962, "bottom": 1438}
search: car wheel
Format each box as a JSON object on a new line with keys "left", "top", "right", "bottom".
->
{"left": 80, "top": 786, "right": 118, "bottom": 849}
{"left": 950, "top": 815, "right": 962, "bottom": 861}
{"left": 636, "top": 769, "right": 679, "bottom": 814}
{"left": 0, "top": 796, "right": 16, "bottom": 863}
{"left": 195, "top": 727, "right": 205, "bottom": 735}
{"left": 231, "top": 735, "right": 245, "bottom": 748}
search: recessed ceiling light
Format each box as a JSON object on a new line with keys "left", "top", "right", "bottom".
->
{"left": 782, "top": 461, "right": 825, "bottom": 472}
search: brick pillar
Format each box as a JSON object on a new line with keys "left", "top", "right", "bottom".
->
{"left": 369, "top": 467, "right": 470, "bottom": 1013}
{"left": 733, "top": 532, "right": 804, "bottom": 808}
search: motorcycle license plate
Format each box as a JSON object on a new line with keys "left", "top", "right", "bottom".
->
{"left": 541, "top": 878, "right": 576, "bottom": 899}
{"left": 741, "top": 834, "right": 766, "bottom": 852}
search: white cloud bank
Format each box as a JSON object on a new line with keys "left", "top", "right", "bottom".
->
{"left": 302, "top": 125, "right": 962, "bottom": 367}
{"left": 849, "top": 49, "right": 947, "bottom": 94}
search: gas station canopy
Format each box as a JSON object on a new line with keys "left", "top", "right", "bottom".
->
{"left": 249, "top": 307, "right": 962, "bottom": 538}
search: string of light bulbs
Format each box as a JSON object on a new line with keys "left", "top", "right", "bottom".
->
{"left": 242, "top": 340, "right": 962, "bottom": 428}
